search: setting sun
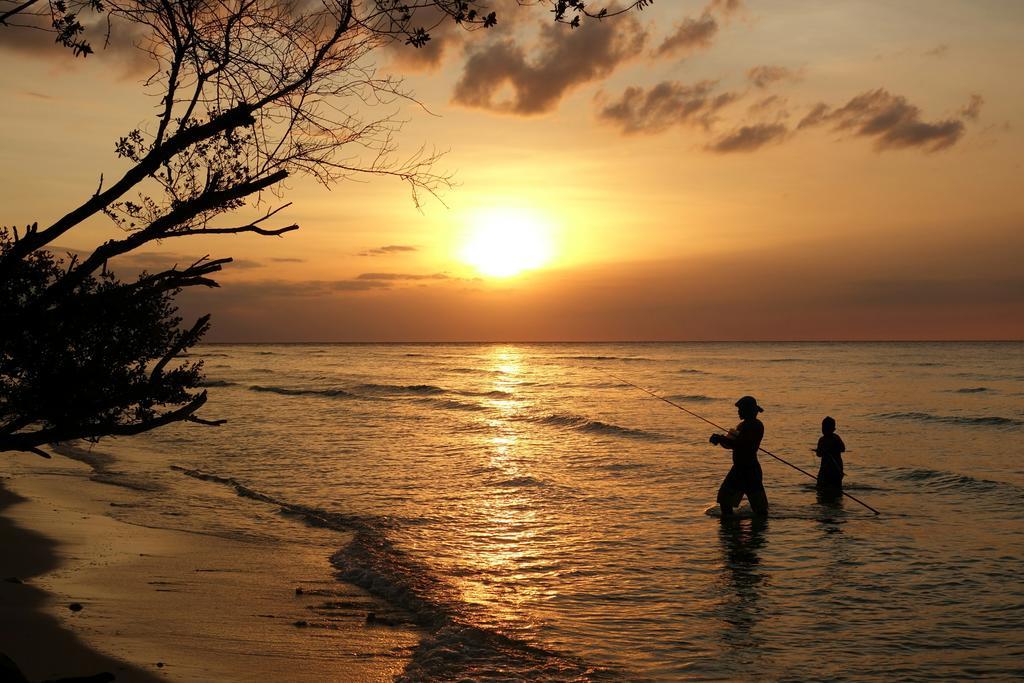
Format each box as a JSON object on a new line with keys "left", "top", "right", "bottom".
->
{"left": 459, "top": 208, "right": 554, "bottom": 278}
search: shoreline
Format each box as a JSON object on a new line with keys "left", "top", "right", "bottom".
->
{"left": 0, "top": 478, "right": 159, "bottom": 682}
{"left": 0, "top": 453, "right": 420, "bottom": 681}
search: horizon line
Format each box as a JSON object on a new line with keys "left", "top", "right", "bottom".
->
{"left": 198, "top": 339, "right": 1024, "bottom": 344}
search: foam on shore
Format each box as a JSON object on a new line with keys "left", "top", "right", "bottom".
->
{"left": 1, "top": 453, "right": 419, "bottom": 681}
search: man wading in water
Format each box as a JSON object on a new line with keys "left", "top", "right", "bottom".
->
{"left": 710, "top": 396, "right": 768, "bottom": 517}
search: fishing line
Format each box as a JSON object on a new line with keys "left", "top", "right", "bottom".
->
{"left": 604, "top": 371, "right": 881, "bottom": 515}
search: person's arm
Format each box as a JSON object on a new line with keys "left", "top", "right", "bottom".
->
{"left": 710, "top": 430, "right": 736, "bottom": 449}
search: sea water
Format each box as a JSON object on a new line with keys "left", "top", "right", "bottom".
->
{"left": 65, "top": 343, "right": 1024, "bottom": 680}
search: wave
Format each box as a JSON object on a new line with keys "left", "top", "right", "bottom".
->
{"left": 247, "top": 382, "right": 510, "bottom": 407}
{"left": 170, "top": 466, "right": 386, "bottom": 531}
{"left": 666, "top": 394, "right": 715, "bottom": 402}
{"left": 952, "top": 387, "right": 990, "bottom": 393}
{"left": 875, "top": 412, "right": 1024, "bottom": 428}
{"left": 888, "top": 467, "right": 1024, "bottom": 498}
{"left": 491, "top": 475, "right": 548, "bottom": 488}
{"left": 443, "top": 367, "right": 511, "bottom": 377}
{"left": 361, "top": 383, "right": 512, "bottom": 399}
{"left": 555, "top": 355, "right": 652, "bottom": 362}
{"left": 677, "top": 368, "right": 709, "bottom": 375}
{"left": 171, "top": 466, "right": 614, "bottom": 681}
{"left": 953, "top": 371, "right": 1024, "bottom": 381}
{"left": 249, "top": 385, "right": 358, "bottom": 399}
{"left": 798, "top": 482, "right": 887, "bottom": 493}
{"left": 515, "top": 412, "right": 659, "bottom": 440}
{"left": 600, "top": 462, "right": 650, "bottom": 472}
{"left": 416, "top": 397, "right": 488, "bottom": 412}
{"left": 53, "top": 444, "right": 163, "bottom": 492}
{"left": 199, "top": 379, "right": 236, "bottom": 387}
{"left": 358, "top": 383, "right": 446, "bottom": 395}
{"left": 457, "top": 389, "right": 512, "bottom": 399}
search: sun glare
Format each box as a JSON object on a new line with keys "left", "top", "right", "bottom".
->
{"left": 459, "top": 208, "right": 554, "bottom": 278}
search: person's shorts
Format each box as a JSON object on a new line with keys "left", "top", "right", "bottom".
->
{"left": 717, "top": 465, "right": 768, "bottom": 513}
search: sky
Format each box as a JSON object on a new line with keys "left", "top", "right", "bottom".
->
{"left": 1, "top": 0, "right": 1022, "bottom": 341}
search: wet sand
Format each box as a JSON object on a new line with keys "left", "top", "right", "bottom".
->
{"left": 0, "top": 457, "right": 420, "bottom": 681}
{"left": 0, "top": 480, "right": 159, "bottom": 681}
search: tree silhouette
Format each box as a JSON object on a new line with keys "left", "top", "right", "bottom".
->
{"left": 0, "top": 0, "right": 652, "bottom": 457}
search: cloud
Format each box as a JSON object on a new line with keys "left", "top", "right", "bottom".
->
{"left": 798, "top": 89, "right": 966, "bottom": 152}
{"left": 269, "top": 257, "right": 306, "bottom": 263}
{"left": 381, "top": 4, "right": 467, "bottom": 71}
{"left": 359, "top": 245, "right": 418, "bottom": 256}
{"left": 0, "top": 10, "right": 151, "bottom": 75}
{"left": 706, "top": 0, "right": 744, "bottom": 15}
{"left": 652, "top": 0, "right": 743, "bottom": 60}
{"left": 961, "top": 94, "right": 984, "bottom": 122}
{"left": 208, "top": 279, "right": 388, "bottom": 298}
{"left": 107, "top": 252, "right": 264, "bottom": 272}
{"left": 747, "top": 94, "right": 788, "bottom": 115}
{"left": 924, "top": 44, "right": 949, "bottom": 58}
{"left": 747, "top": 65, "right": 799, "bottom": 89}
{"left": 654, "top": 14, "right": 718, "bottom": 58}
{"left": 356, "top": 272, "right": 449, "bottom": 281}
{"left": 596, "top": 80, "right": 738, "bottom": 135}
{"left": 451, "top": 16, "right": 647, "bottom": 115}
{"left": 708, "top": 123, "right": 788, "bottom": 153}
{"left": 18, "top": 90, "right": 56, "bottom": 101}
{"left": 329, "top": 280, "right": 391, "bottom": 291}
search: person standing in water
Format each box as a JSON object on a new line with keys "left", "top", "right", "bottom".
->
{"left": 709, "top": 396, "right": 768, "bottom": 517}
{"left": 814, "top": 416, "right": 846, "bottom": 492}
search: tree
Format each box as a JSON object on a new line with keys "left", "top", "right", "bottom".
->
{"left": 0, "top": 0, "right": 654, "bottom": 457}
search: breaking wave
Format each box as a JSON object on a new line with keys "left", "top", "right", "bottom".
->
{"left": 556, "top": 355, "right": 653, "bottom": 362}
{"left": 171, "top": 466, "right": 616, "bottom": 681}
{"left": 358, "top": 383, "right": 446, "bottom": 395}
{"left": 888, "top": 467, "right": 1024, "bottom": 497}
{"left": 515, "top": 412, "right": 659, "bottom": 440}
{"left": 249, "top": 385, "right": 359, "bottom": 399}
{"left": 874, "top": 412, "right": 1024, "bottom": 428}
{"left": 53, "top": 444, "right": 163, "bottom": 492}
{"left": 416, "top": 397, "right": 488, "bottom": 412}
{"left": 491, "top": 475, "right": 548, "bottom": 489}
{"left": 666, "top": 394, "right": 715, "bottom": 402}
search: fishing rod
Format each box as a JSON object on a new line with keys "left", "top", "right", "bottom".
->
{"left": 604, "top": 372, "right": 881, "bottom": 516}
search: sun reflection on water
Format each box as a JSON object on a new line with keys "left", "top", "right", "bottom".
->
{"left": 449, "top": 345, "right": 555, "bottom": 632}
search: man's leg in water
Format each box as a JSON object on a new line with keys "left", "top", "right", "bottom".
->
{"left": 747, "top": 485, "right": 769, "bottom": 516}
{"left": 717, "top": 468, "right": 744, "bottom": 517}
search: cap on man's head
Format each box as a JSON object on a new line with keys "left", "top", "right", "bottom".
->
{"left": 735, "top": 395, "right": 764, "bottom": 413}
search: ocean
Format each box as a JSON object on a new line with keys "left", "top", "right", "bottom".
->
{"left": 60, "top": 342, "right": 1024, "bottom": 680}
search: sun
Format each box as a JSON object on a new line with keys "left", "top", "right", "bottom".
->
{"left": 459, "top": 208, "right": 554, "bottom": 278}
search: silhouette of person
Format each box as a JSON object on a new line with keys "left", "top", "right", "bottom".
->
{"left": 814, "top": 416, "right": 846, "bottom": 493}
{"left": 710, "top": 396, "right": 768, "bottom": 517}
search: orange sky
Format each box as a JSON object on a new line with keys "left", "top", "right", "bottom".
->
{"left": 2, "top": 1, "right": 1022, "bottom": 340}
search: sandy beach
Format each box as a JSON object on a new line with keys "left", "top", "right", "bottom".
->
{"left": 1, "top": 452, "right": 420, "bottom": 682}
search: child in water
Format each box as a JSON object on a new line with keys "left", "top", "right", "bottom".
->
{"left": 814, "top": 416, "right": 846, "bottom": 491}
